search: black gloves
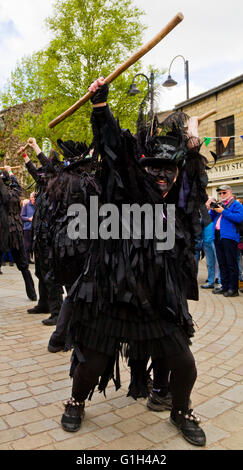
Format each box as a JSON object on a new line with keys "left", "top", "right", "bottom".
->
{"left": 90, "top": 82, "right": 109, "bottom": 105}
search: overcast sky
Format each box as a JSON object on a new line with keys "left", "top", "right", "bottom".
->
{"left": 0, "top": 0, "right": 242, "bottom": 110}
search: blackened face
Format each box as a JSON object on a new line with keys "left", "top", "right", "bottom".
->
{"left": 147, "top": 164, "right": 178, "bottom": 194}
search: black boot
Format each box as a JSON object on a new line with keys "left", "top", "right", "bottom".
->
{"left": 42, "top": 315, "right": 58, "bottom": 326}
{"left": 147, "top": 391, "right": 172, "bottom": 411}
{"left": 48, "top": 340, "right": 64, "bottom": 353}
{"left": 61, "top": 398, "right": 85, "bottom": 432}
{"left": 27, "top": 305, "right": 49, "bottom": 314}
{"left": 22, "top": 269, "right": 37, "bottom": 301}
{"left": 170, "top": 409, "right": 206, "bottom": 446}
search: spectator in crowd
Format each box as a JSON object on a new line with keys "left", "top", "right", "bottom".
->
{"left": 20, "top": 192, "right": 35, "bottom": 265}
{"left": 233, "top": 197, "right": 243, "bottom": 282}
{"left": 210, "top": 185, "right": 243, "bottom": 297}
{"left": 1, "top": 251, "right": 14, "bottom": 266}
{"left": 237, "top": 249, "right": 243, "bottom": 282}
{"left": 237, "top": 198, "right": 243, "bottom": 290}
{"left": 21, "top": 198, "right": 30, "bottom": 208}
{"left": 200, "top": 198, "right": 221, "bottom": 289}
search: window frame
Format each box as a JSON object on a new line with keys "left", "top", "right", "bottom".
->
{"left": 215, "top": 115, "right": 235, "bottom": 160}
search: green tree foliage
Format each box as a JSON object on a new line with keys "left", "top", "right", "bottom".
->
{"left": 0, "top": 52, "right": 45, "bottom": 108}
{"left": 0, "top": 0, "right": 154, "bottom": 147}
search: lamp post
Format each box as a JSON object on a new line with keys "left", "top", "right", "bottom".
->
{"left": 127, "top": 70, "right": 155, "bottom": 116}
{"left": 162, "top": 55, "right": 189, "bottom": 100}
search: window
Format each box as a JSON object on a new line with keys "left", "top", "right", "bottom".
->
{"left": 215, "top": 116, "right": 234, "bottom": 159}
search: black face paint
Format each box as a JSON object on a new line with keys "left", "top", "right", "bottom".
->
{"left": 147, "top": 165, "right": 178, "bottom": 194}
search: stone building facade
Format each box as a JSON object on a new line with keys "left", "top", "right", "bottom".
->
{"left": 174, "top": 74, "right": 243, "bottom": 199}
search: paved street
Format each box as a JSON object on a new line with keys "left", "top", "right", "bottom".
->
{"left": 0, "top": 261, "right": 242, "bottom": 451}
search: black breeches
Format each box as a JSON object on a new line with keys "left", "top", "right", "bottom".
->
{"left": 152, "top": 361, "right": 170, "bottom": 392}
{"left": 71, "top": 348, "right": 110, "bottom": 402}
{"left": 49, "top": 298, "right": 72, "bottom": 346}
{"left": 152, "top": 348, "right": 197, "bottom": 411}
{"left": 10, "top": 241, "right": 36, "bottom": 299}
{"left": 23, "top": 230, "right": 32, "bottom": 264}
{"left": 71, "top": 346, "right": 197, "bottom": 411}
{"left": 35, "top": 254, "right": 63, "bottom": 315}
{"left": 11, "top": 239, "right": 29, "bottom": 271}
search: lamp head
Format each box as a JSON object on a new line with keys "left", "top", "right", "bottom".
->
{"left": 127, "top": 82, "right": 141, "bottom": 96}
{"left": 162, "top": 74, "right": 178, "bottom": 88}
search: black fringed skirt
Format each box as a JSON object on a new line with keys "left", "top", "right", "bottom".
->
{"left": 67, "top": 238, "right": 194, "bottom": 362}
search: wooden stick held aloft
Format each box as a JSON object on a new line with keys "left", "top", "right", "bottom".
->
{"left": 17, "top": 143, "right": 30, "bottom": 155}
{"left": 198, "top": 109, "right": 217, "bottom": 123}
{"left": 0, "top": 166, "right": 21, "bottom": 170}
{"left": 48, "top": 12, "right": 184, "bottom": 128}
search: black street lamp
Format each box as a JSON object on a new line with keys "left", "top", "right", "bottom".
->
{"left": 127, "top": 71, "right": 155, "bottom": 116}
{"left": 162, "top": 55, "right": 189, "bottom": 100}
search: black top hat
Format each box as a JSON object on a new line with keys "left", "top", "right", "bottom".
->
{"left": 62, "top": 154, "right": 94, "bottom": 171}
{"left": 56, "top": 139, "right": 92, "bottom": 171}
{"left": 139, "top": 135, "right": 184, "bottom": 167}
{"left": 56, "top": 139, "right": 87, "bottom": 158}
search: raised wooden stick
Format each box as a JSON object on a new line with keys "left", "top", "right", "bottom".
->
{"left": 198, "top": 109, "right": 217, "bottom": 123}
{"left": 49, "top": 12, "right": 184, "bottom": 128}
{"left": 1, "top": 166, "right": 21, "bottom": 170}
{"left": 17, "top": 143, "right": 30, "bottom": 155}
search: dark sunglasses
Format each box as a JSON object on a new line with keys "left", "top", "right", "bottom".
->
{"left": 218, "top": 191, "right": 227, "bottom": 195}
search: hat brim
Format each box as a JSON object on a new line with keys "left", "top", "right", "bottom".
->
{"left": 139, "top": 157, "right": 178, "bottom": 168}
{"left": 216, "top": 187, "right": 231, "bottom": 192}
{"left": 63, "top": 157, "right": 93, "bottom": 171}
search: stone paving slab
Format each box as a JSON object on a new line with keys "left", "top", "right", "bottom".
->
{"left": 0, "top": 262, "right": 242, "bottom": 451}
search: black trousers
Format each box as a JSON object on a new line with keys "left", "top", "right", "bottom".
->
{"left": 35, "top": 254, "right": 63, "bottom": 316}
{"left": 71, "top": 347, "right": 197, "bottom": 412}
{"left": 152, "top": 362, "right": 170, "bottom": 393}
{"left": 11, "top": 241, "right": 29, "bottom": 272}
{"left": 49, "top": 297, "right": 72, "bottom": 347}
{"left": 48, "top": 276, "right": 81, "bottom": 347}
{"left": 1, "top": 239, "right": 36, "bottom": 300}
{"left": 152, "top": 351, "right": 197, "bottom": 410}
{"left": 214, "top": 232, "right": 239, "bottom": 292}
{"left": 23, "top": 230, "right": 32, "bottom": 264}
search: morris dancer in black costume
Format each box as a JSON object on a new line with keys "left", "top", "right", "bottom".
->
{"left": 0, "top": 166, "right": 37, "bottom": 301}
{"left": 145, "top": 115, "right": 211, "bottom": 412}
{"left": 18, "top": 140, "right": 63, "bottom": 325}
{"left": 60, "top": 78, "right": 208, "bottom": 447}
{"left": 46, "top": 141, "right": 100, "bottom": 352}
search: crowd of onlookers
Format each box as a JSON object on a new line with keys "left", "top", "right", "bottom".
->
{"left": 196, "top": 184, "right": 243, "bottom": 296}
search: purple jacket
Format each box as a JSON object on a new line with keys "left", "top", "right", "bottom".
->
{"left": 20, "top": 201, "right": 35, "bottom": 230}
